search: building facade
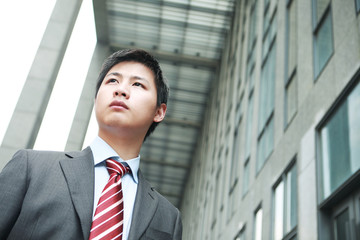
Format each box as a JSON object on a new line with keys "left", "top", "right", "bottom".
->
{"left": 181, "top": 0, "right": 360, "bottom": 239}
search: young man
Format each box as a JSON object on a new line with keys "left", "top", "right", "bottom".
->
{"left": 0, "top": 49, "right": 182, "bottom": 240}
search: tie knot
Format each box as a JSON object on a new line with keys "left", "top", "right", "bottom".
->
{"left": 105, "top": 159, "right": 131, "bottom": 178}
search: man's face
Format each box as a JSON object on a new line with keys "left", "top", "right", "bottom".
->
{"left": 95, "top": 61, "right": 166, "bottom": 138}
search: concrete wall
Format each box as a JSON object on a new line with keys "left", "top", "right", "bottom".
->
{"left": 181, "top": 0, "right": 360, "bottom": 239}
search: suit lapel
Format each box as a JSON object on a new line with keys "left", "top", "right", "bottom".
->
{"left": 59, "top": 147, "right": 94, "bottom": 240}
{"left": 128, "top": 170, "right": 158, "bottom": 240}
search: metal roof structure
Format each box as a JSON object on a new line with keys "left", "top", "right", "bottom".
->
{"left": 93, "top": 0, "right": 235, "bottom": 207}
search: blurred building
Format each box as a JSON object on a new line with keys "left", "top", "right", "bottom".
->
{"left": 181, "top": 0, "right": 360, "bottom": 239}
{"left": 1, "top": 0, "right": 359, "bottom": 239}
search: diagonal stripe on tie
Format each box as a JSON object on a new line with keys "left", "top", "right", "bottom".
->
{"left": 89, "top": 159, "right": 131, "bottom": 240}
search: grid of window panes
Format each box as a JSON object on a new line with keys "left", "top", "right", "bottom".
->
{"left": 244, "top": 0, "right": 257, "bottom": 163}
{"left": 285, "top": 0, "right": 297, "bottom": 126}
{"left": 257, "top": 1, "right": 276, "bottom": 172}
{"left": 238, "top": 13, "right": 246, "bottom": 88}
{"left": 228, "top": 95, "right": 243, "bottom": 220}
{"left": 212, "top": 167, "right": 222, "bottom": 230}
{"left": 313, "top": 0, "right": 333, "bottom": 78}
{"left": 273, "top": 163, "right": 297, "bottom": 240}
{"left": 319, "top": 81, "right": 360, "bottom": 200}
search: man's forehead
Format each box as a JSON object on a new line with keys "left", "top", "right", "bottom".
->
{"left": 105, "top": 61, "right": 155, "bottom": 82}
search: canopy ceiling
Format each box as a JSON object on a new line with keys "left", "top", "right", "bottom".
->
{"left": 93, "top": 0, "right": 235, "bottom": 207}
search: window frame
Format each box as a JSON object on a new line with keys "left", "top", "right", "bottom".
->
{"left": 242, "top": 158, "right": 250, "bottom": 197}
{"left": 312, "top": 1, "right": 334, "bottom": 80}
{"left": 271, "top": 158, "right": 298, "bottom": 240}
{"left": 316, "top": 70, "right": 360, "bottom": 206}
{"left": 256, "top": 3, "right": 277, "bottom": 173}
{"left": 229, "top": 93, "right": 244, "bottom": 200}
{"left": 234, "top": 225, "right": 246, "bottom": 240}
{"left": 284, "top": 0, "right": 298, "bottom": 129}
{"left": 316, "top": 69, "right": 360, "bottom": 240}
{"left": 253, "top": 204, "right": 263, "bottom": 240}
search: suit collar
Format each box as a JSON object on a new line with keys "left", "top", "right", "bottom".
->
{"left": 128, "top": 170, "right": 158, "bottom": 240}
{"left": 60, "top": 147, "right": 94, "bottom": 240}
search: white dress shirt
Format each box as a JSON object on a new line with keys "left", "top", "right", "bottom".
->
{"left": 90, "top": 136, "right": 139, "bottom": 240}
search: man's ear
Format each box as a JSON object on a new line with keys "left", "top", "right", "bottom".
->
{"left": 153, "top": 103, "right": 167, "bottom": 123}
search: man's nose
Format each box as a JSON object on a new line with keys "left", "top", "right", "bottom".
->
{"left": 114, "top": 83, "right": 129, "bottom": 98}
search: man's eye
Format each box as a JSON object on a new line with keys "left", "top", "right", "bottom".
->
{"left": 133, "top": 82, "right": 143, "bottom": 87}
{"left": 108, "top": 79, "right": 118, "bottom": 83}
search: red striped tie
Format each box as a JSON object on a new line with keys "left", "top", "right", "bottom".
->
{"left": 89, "top": 159, "right": 131, "bottom": 240}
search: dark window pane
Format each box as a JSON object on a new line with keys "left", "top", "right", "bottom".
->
{"left": 314, "top": 11, "right": 333, "bottom": 78}
{"left": 320, "top": 83, "right": 360, "bottom": 199}
{"left": 335, "top": 209, "right": 350, "bottom": 240}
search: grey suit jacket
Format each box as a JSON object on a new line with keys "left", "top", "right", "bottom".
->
{"left": 0, "top": 148, "right": 182, "bottom": 240}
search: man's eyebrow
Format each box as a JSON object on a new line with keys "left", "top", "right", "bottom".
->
{"left": 106, "top": 72, "right": 122, "bottom": 78}
{"left": 132, "top": 75, "right": 149, "bottom": 82}
{"left": 106, "top": 72, "right": 150, "bottom": 83}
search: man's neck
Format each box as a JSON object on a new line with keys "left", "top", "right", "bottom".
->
{"left": 98, "top": 130, "right": 144, "bottom": 160}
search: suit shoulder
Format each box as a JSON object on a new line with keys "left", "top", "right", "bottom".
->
{"left": 152, "top": 187, "right": 180, "bottom": 213}
{"left": 138, "top": 171, "right": 180, "bottom": 214}
{"left": 13, "top": 149, "right": 67, "bottom": 162}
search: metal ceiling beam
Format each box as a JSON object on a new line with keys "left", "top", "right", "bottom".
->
{"left": 108, "top": 10, "right": 228, "bottom": 34}
{"left": 163, "top": 117, "right": 201, "bottom": 128}
{"left": 147, "top": 176, "right": 184, "bottom": 186}
{"left": 110, "top": 44, "right": 219, "bottom": 68}
{"left": 132, "top": 0, "right": 233, "bottom": 16}
{"left": 141, "top": 157, "right": 190, "bottom": 169}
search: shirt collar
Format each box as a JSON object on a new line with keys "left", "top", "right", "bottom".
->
{"left": 90, "top": 136, "right": 139, "bottom": 183}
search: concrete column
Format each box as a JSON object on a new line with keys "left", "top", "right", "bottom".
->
{"left": 65, "top": 43, "right": 110, "bottom": 151}
{"left": 0, "top": 0, "right": 83, "bottom": 170}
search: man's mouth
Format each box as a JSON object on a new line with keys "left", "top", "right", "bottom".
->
{"left": 110, "top": 100, "right": 129, "bottom": 109}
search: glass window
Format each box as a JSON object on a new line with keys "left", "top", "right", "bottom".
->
{"left": 274, "top": 181, "right": 284, "bottom": 240}
{"left": 212, "top": 168, "right": 222, "bottom": 228}
{"left": 258, "top": 45, "right": 276, "bottom": 131}
{"left": 327, "top": 188, "right": 360, "bottom": 240}
{"left": 248, "top": 2, "right": 258, "bottom": 53}
{"left": 257, "top": 44, "right": 276, "bottom": 172}
{"left": 285, "top": 0, "right": 297, "bottom": 126}
{"left": 320, "top": 82, "right": 360, "bottom": 199}
{"left": 314, "top": 0, "right": 330, "bottom": 23}
{"left": 245, "top": 93, "right": 254, "bottom": 159}
{"left": 273, "top": 163, "right": 298, "bottom": 240}
{"left": 257, "top": 3, "right": 276, "bottom": 171}
{"left": 235, "top": 95, "right": 243, "bottom": 125}
{"left": 334, "top": 208, "right": 350, "bottom": 240}
{"left": 254, "top": 207, "right": 263, "bottom": 240}
{"left": 357, "top": 0, "right": 360, "bottom": 13}
{"left": 230, "top": 99, "right": 242, "bottom": 193}
{"left": 230, "top": 129, "right": 240, "bottom": 188}
{"left": 286, "top": 164, "right": 298, "bottom": 231}
{"left": 287, "top": 0, "right": 297, "bottom": 77}
{"left": 314, "top": 10, "right": 333, "bottom": 78}
{"left": 285, "top": 74, "right": 297, "bottom": 124}
{"left": 242, "top": 159, "right": 250, "bottom": 196}
{"left": 247, "top": 0, "right": 257, "bottom": 92}
{"left": 234, "top": 227, "right": 245, "bottom": 240}
{"left": 257, "top": 117, "right": 274, "bottom": 172}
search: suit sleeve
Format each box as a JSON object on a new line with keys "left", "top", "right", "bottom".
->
{"left": 0, "top": 150, "right": 29, "bottom": 239}
{"left": 173, "top": 208, "right": 183, "bottom": 240}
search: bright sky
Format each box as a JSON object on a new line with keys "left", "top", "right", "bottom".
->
{"left": 0, "top": 0, "right": 98, "bottom": 151}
